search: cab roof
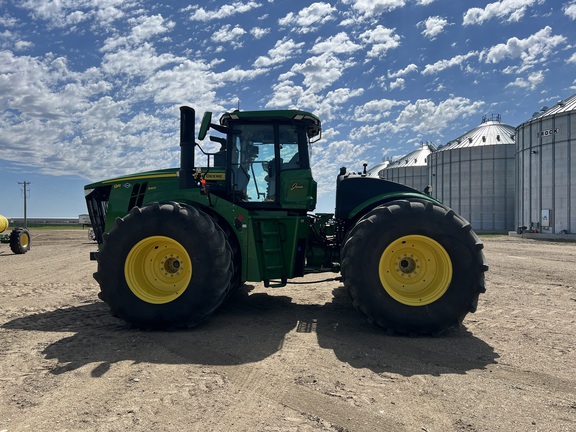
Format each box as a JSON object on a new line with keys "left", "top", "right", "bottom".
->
{"left": 219, "top": 109, "right": 321, "bottom": 140}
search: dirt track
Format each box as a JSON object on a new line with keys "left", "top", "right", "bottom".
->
{"left": 1, "top": 230, "right": 575, "bottom": 432}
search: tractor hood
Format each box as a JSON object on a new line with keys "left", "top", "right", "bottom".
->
{"left": 84, "top": 168, "right": 179, "bottom": 190}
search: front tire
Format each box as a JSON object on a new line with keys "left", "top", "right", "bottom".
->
{"left": 95, "top": 202, "right": 233, "bottom": 329}
{"left": 10, "top": 228, "right": 30, "bottom": 254}
{"left": 341, "top": 199, "right": 488, "bottom": 335}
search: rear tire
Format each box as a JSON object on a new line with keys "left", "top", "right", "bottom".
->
{"left": 341, "top": 199, "right": 487, "bottom": 336}
{"left": 96, "top": 202, "right": 233, "bottom": 329}
{"left": 9, "top": 228, "right": 30, "bottom": 254}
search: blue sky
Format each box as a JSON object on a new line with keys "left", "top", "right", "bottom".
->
{"left": 1, "top": 0, "right": 575, "bottom": 217}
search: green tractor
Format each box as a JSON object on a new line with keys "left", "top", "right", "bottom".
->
{"left": 85, "top": 106, "right": 487, "bottom": 335}
{"left": 0, "top": 214, "right": 31, "bottom": 254}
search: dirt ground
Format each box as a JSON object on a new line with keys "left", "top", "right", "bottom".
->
{"left": 0, "top": 229, "right": 575, "bottom": 432}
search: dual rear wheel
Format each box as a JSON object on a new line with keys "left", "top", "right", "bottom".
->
{"left": 341, "top": 199, "right": 488, "bottom": 336}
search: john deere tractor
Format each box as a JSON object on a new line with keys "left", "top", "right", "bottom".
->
{"left": 0, "top": 214, "right": 31, "bottom": 254}
{"left": 85, "top": 107, "right": 487, "bottom": 335}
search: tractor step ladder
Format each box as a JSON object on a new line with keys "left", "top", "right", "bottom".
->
{"left": 255, "top": 219, "right": 287, "bottom": 288}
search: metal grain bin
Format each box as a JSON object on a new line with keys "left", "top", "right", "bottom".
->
{"left": 380, "top": 143, "right": 435, "bottom": 193}
{"left": 429, "top": 115, "right": 516, "bottom": 233}
{"left": 515, "top": 94, "right": 576, "bottom": 234}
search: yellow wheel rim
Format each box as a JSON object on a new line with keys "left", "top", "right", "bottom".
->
{"left": 125, "top": 236, "right": 192, "bottom": 304}
{"left": 20, "top": 233, "right": 30, "bottom": 249}
{"left": 379, "top": 235, "right": 452, "bottom": 306}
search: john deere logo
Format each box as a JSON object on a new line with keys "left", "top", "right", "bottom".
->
{"left": 290, "top": 183, "right": 304, "bottom": 190}
{"left": 204, "top": 172, "right": 225, "bottom": 181}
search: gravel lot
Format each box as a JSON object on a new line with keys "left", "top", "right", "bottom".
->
{"left": 1, "top": 230, "right": 575, "bottom": 431}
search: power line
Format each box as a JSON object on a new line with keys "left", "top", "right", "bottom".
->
{"left": 18, "top": 181, "right": 31, "bottom": 228}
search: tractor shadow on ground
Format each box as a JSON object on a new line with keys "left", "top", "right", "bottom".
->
{"left": 2, "top": 285, "right": 498, "bottom": 377}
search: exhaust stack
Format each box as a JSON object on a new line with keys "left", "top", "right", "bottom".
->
{"left": 179, "top": 106, "right": 196, "bottom": 189}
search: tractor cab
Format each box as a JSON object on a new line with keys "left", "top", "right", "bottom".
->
{"left": 191, "top": 109, "right": 321, "bottom": 212}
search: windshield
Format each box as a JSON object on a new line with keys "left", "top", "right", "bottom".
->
{"left": 230, "top": 123, "right": 303, "bottom": 203}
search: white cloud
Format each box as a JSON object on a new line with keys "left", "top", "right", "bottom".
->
{"left": 422, "top": 51, "right": 479, "bottom": 75}
{"left": 564, "top": 2, "right": 576, "bottom": 20}
{"left": 463, "top": 0, "right": 540, "bottom": 25}
{"left": 348, "top": 121, "right": 394, "bottom": 141}
{"left": 96, "top": 5, "right": 126, "bottom": 26}
{"left": 505, "top": 70, "right": 545, "bottom": 90}
{"left": 353, "top": 98, "right": 407, "bottom": 122}
{"left": 211, "top": 25, "right": 247, "bottom": 46}
{"left": 350, "top": 97, "right": 483, "bottom": 140}
{"left": 265, "top": 75, "right": 362, "bottom": 121}
{"left": 316, "top": 87, "right": 364, "bottom": 120}
{"left": 65, "top": 11, "right": 89, "bottom": 26}
{"left": 388, "top": 63, "right": 418, "bottom": 78}
{"left": 567, "top": 52, "right": 576, "bottom": 63}
{"left": 345, "top": 0, "right": 407, "bottom": 16}
{"left": 395, "top": 97, "right": 484, "bottom": 134}
{"left": 0, "top": 51, "right": 134, "bottom": 177}
{"left": 20, "top": 0, "right": 131, "bottom": 28}
{"left": 483, "top": 26, "right": 567, "bottom": 72}
{"left": 390, "top": 78, "right": 405, "bottom": 90}
{"left": 253, "top": 38, "right": 305, "bottom": 67}
{"left": 14, "top": 40, "right": 34, "bottom": 51}
{"left": 309, "top": 32, "right": 362, "bottom": 55}
{"left": 291, "top": 53, "right": 355, "bottom": 92}
{"left": 311, "top": 138, "right": 374, "bottom": 194}
{"left": 214, "top": 66, "right": 267, "bottom": 84}
{"left": 130, "top": 15, "right": 175, "bottom": 42}
{"left": 186, "top": 1, "right": 262, "bottom": 21}
{"left": 266, "top": 80, "right": 305, "bottom": 108}
{"left": 418, "top": 16, "right": 451, "bottom": 40}
{"left": 250, "top": 27, "right": 270, "bottom": 39}
{"left": 278, "top": 2, "right": 337, "bottom": 33}
{"left": 359, "top": 26, "right": 401, "bottom": 58}
{"left": 131, "top": 59, "right": 265, "bottom": 109}
{"left": 101, "top": 14, "right": 176, "bottom": 52}
{"left": 102, "top": 43, "right": 181, "bottom": 77}
{"left": 0, "top": 15, "right": 18, "bottom": 28}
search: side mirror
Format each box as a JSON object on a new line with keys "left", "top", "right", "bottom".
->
{"left": 198, "top": 111, "right": 212, "bottom": 140}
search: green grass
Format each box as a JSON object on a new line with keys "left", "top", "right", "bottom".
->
{"left": 23, "top": 224, "right": 88, "bottom": 230}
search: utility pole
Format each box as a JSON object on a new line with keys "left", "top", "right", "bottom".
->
{"left": 18, "top": 181, "right": 31, "bottom": 228}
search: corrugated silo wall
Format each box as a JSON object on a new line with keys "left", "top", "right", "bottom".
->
{"left": 381, "top": 166, "right": 429, "bottom": 193}
{"left": 429, "top": 145, "right": 515, "bottom": 233}
{"left": 516, "top": 111, "right": 575, "bottom": 234}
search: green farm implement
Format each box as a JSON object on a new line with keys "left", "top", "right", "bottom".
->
{"left": 0, "top": 214, "right": 30, "bottom": 254}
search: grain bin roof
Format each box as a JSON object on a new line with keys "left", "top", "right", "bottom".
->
{"left": 529, "top": 93, "right": 576, "bottom": 119}
{"left": 387, "top": 143, "right": 436, "bottom": 168}
{"left": 440, "top": 114, "right": 515, "bottom": 151}
{"left": 367, "top": 160, "right": 390, "bottom": 177}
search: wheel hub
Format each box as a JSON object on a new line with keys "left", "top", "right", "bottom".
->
{"left": 163, "top": 256, "right": 181, "bottom": 274}
{"left": 379, "top": 235, "right": 453, "bottom": 306}
{"left": 125, "top": 236, "right": 192, "bottom": 304}
{"left": 398, "top": 256, "right": 417, "bottom": 274}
